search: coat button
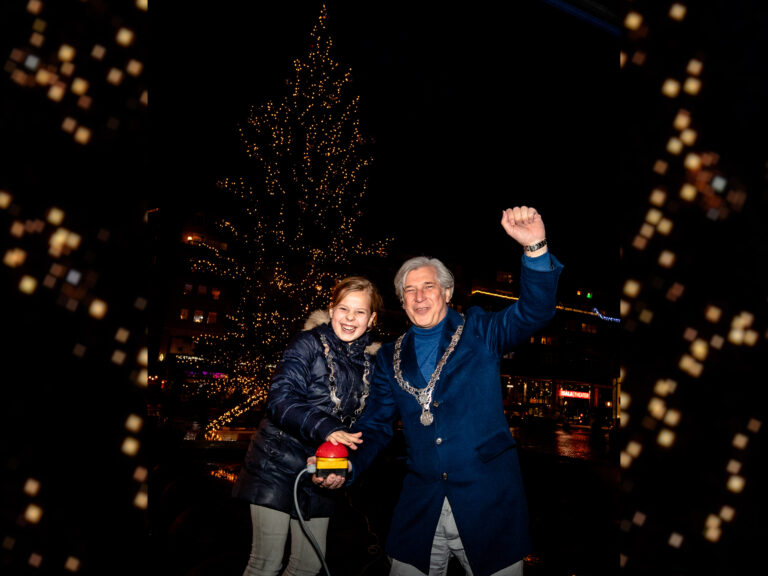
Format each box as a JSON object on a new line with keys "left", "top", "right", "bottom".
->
{"left": 442, "top": 473, "right": 448, "bottom": 480}
{"left": 435, "top": 437, "right": 442, "bottom": 445}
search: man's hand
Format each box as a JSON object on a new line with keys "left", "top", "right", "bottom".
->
{"left": 501, "top": 206, "right": 547, "bottom": 253}
{"left": 325, "top": 429, "right": 362, "bottom": 450}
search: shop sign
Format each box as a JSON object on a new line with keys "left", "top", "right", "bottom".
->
{"left": 559, "top": 389, "right": 590, "bottom": 399}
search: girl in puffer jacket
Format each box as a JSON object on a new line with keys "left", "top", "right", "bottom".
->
{"left": 232, "top": 276, "right": 382, "bottom": 576}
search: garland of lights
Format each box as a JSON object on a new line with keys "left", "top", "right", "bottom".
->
{"left": 178, "top": 5, "right": 391, "bottom": 433}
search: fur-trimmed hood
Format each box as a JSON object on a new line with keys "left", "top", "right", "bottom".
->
{"left": 303, "top": 309, "right": 381, "bottom": 356}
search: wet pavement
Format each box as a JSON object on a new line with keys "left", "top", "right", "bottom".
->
{"left": 147, "top": 424, "right": 619, "bottom": 576}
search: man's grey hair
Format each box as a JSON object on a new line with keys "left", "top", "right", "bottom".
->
{"left": 393, "top": 256, "right": 455, "bottom": 304}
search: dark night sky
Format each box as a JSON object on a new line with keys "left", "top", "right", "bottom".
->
{"left": 152, "top": 0, "right": 620, "bottom": 309}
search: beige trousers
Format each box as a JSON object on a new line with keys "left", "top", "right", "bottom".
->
{"left": 242, "top": 504, "right": 329, "bottom": 576}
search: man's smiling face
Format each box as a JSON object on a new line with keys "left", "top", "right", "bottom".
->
{"left": 402, "top": 266, "right": 451, "bottom": 329}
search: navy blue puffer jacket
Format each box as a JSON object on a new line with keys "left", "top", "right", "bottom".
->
{"left": 232, "top": 311, "right": 380, "bottom": 519}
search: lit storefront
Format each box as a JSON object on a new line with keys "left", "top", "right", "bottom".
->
{"left": 558, "top": 384, "right": 591, "bottom": 425}
{"left": 502, "top": 376, "right": 617, "bottom": 428}
{"left": 503, "top": 376, "right": 554, "bottom": 422}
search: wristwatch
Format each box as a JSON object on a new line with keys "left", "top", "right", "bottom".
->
{"left": 524, "top": 239, "right": 548, "bottom": 252}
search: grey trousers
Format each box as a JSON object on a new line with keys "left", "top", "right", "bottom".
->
{"left": 242, "top": 504, "right": 329, "bottom": 576}
{"left": 389, "top": 498, "right": 524, "bottom": 576}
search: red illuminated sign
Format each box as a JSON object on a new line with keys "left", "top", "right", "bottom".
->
{"left": 559, "top": 389, "right": 590, "bottom": 399}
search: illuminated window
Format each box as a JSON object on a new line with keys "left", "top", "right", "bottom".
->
{"left": 198, "top": 284, "right": 207, "bottom": 295}
{"left": 581, "top": 323, "right": 597, "bottom": 334}
{"left": 183, "top": 283, "right": 193, "bottom": 295}
{"left": 496, "top": 271, "right": 514, "bottom": 283}
{"left": 193, "top": 310, "right": 204, "bottom": 323}
{"left": 211, "top": 288, "right": 221, "bottom": 300}
{"left": 179, "top": 308, "right": 189, "bottom": 320}
{"left": 207, "top": 312, "right": 217, "bottom": 324}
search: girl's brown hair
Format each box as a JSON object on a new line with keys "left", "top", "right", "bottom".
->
{"left": 331, "top": 276, "right": 383, "bottom": 319}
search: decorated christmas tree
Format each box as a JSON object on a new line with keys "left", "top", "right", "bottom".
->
{"left": 179, "top": 4, "right": 390, "bottom": 437}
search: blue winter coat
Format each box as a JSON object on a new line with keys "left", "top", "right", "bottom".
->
{"left": 348, "top": 259, "right": 563, "bottom": 576}
{"left": 232, "top": 311, "right": 379, "bottom": 519}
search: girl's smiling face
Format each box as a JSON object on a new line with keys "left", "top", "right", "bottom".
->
{"left": 329, "top": 290, "right": 375, "bottom": 342}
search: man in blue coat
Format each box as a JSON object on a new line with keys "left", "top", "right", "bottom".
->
{"left": 315, "top": 206, "right": 563, "bottom": 576}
